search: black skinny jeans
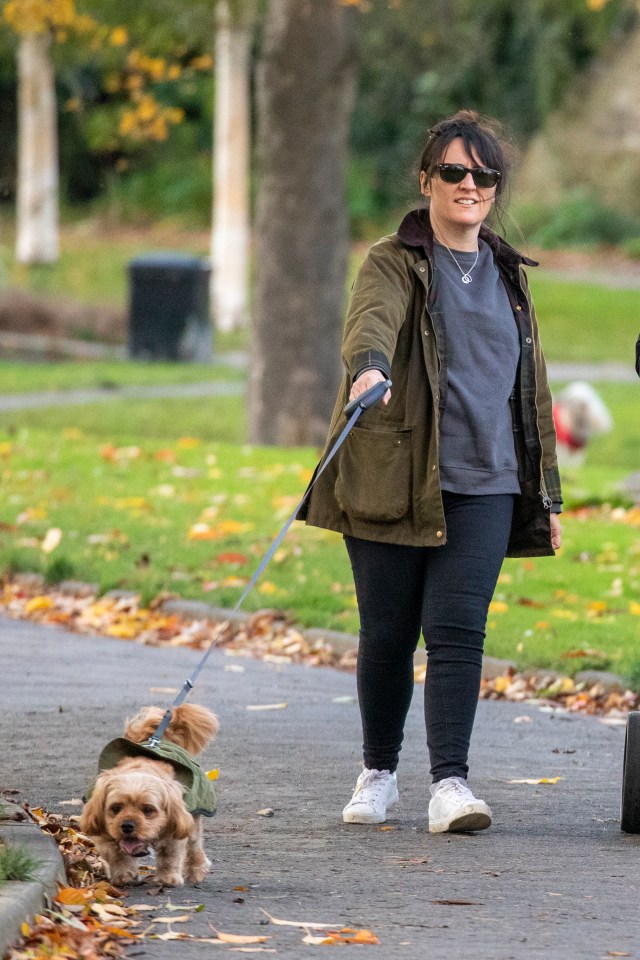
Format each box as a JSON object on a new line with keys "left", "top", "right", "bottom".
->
{"left": 345, "top": 491, "right": 514, "bottom": 783}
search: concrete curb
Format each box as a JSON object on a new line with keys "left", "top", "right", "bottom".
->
{"left": 158, "top": 597, "right": 521, "bottom": 679}
{"left": 159, "top": 597, "right": 631, "bottom": 693}
{"left": 0, "top": 803, "right": 66, "bottom": 956}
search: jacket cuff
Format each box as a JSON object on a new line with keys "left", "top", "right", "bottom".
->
{"left": 543, "top": 465, "right": 563, "bottom": 508}
{"left": 349, "top": 349, "right": 391, "bottom": 383}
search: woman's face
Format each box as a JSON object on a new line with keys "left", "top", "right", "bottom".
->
{"left": 420, "top": 137, "right": 498, "bottom": 235}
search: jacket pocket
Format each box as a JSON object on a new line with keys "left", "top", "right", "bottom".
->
{"left": 335, "top": 426, "right": 412, "bottom": 522}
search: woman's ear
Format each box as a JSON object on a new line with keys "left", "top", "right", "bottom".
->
{"left": 419, "top": 170, "right": 430, "bottom": 197}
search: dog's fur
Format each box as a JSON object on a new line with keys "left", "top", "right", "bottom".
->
{"left": 552, "top": 381, "right": 613, "bottom": 467}
{"left": 80, "top": 703, "right": 219, "bottom": 887}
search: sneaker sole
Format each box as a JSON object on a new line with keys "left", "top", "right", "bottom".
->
{"left": 343, "top": 791, "right": 399, "bottom": 824}
{"left": 429, "top": 809, "right": 492, "bottom": 834}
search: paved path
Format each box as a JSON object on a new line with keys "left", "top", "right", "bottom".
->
{"left": 0, "top": 379, "right": 244, "bottom": 411}
{"left": 1, "top": 615, "right": 639, "bottom": 958}
{"left": 0, "top": 359, "right": 635, "bottom": 416}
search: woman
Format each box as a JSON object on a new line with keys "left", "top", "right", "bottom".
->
{"left": 300, "top": 110, "right": 562, "bottom": 834}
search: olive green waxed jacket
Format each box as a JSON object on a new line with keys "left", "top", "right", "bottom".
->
{"left": 299, "top": 209, "right": 562, "bottom": 558}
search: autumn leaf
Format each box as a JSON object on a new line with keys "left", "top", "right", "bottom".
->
{"left": 246, "top": 703, "right": 288, "bottom": 711}
{"left": 488, "top": 600, "right": 508, "bottom": 614}
{"left": 208, "top": 925, "right": 270, "bottom": 944}
{"left": 41, "top": 527, "right": 62, "bottom": 553}
{"left": 509, "top": 777, "right": 561, "bottom": 785}
{"left": 216, "top": 551, "right": 249, "bottom": 565}
{"left": 25, "top": 595, "right": 54, "bottom": 614}
{"left": 259, "top": 909, "right": 337, "bottom": 930}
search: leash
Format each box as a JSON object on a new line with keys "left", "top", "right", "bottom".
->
{"left": 148, "top": 378, "right": 392, "bottom": 746}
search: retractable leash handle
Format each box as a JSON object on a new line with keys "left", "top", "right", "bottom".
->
{"left": 343, "top": 378, "right": 392, "bottom": 418}
{"left": 148, "top": 378, "right": 392, "bottom": 746}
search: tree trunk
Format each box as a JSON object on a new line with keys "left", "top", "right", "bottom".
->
{"left": 211, "top": 0, "right": 252, "bottom": 333}
{"left": 16, "top": 31, "right": 60, "bottom": 264}
{"left": 251, "top": 0, "right": 357, "bottom": 446}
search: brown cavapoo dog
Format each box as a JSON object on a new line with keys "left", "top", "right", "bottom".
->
{"left": 81, "top": 703, "right": 219, "bottom": 888}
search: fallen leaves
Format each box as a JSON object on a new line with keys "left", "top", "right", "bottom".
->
{"left": 246, "top": 702, "right": 288, "bottom": 711}
{"left": 302, "top": 928, "right": 380, "bottom": 945}
{"left": 480, "top": 666, "right": 638, "bottom": 718}
{"left": 509, "top": 777, "right": 562, "bottom": 785}
{"left": 0, "top": 575, "right": 356, "bottom": 672}
{"left": 6, "top": 802, "right": 381, "bottom": 958}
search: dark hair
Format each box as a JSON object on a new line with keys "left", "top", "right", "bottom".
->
{"left": 419, "top": 109, "right": 515, "bottom": 214}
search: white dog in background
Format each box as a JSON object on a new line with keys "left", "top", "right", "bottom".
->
{"left": 552, "top": 381, "right": 613, "bottom": 467}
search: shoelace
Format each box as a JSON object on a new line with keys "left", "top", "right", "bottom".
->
{"left": 437, "top": 779, "right": 474, "bottom": 802}
{"left": 355, "top": 771, "right": 391, "bottom": 800}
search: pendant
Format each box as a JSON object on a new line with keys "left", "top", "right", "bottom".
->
{"left": 461, "top": 274, "right": 472, "bottom": 284}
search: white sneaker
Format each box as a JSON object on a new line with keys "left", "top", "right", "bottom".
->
{"left": 428, "top": 777, "right": 492, "bottom": 834}
{"left": 342, "top": 768, "right": 399, "bottom": 824}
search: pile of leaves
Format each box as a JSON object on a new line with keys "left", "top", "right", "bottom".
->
{"left": 1, "top": 573, "right": 638, "bottom": 718}
{"left": 478, "top": 666, "right": 638, "bottom": 718}
{"left": 0, "top": 573, "right": 357, "bottom": 671}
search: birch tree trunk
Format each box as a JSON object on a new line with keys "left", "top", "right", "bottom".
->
{"left": 16, "top": 31, "right": 60, "bottom": 264}
{"left": 251, "top": 0, "right": 357, "bottom": 446}
{"left": 211, "top": 0, "right": 252, "bottom": 333}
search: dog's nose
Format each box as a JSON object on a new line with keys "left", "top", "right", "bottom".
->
{"left": 120, "top": 820, "right": 136, "bottom": 835}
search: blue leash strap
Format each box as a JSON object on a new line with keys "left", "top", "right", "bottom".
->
{"left": 148, "top": 378, "right": 392, "bottom": 745}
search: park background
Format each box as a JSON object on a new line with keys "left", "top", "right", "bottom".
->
{"left": 1, "top": 0, "right": 640, "bottom": 683}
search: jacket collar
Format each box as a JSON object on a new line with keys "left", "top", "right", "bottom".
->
{"left": 396, "top": 207, "right": 538, "bottom": 269}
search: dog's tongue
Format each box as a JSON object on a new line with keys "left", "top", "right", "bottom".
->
{"left": 120, "top": 838, "right": 150, "bottom": 857}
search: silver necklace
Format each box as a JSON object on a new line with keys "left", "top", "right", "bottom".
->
{"left": 442, "top": 242, "right": 479, "bottom": 284}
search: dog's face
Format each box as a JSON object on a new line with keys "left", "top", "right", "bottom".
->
{"left": 81, "top": 759, "right": 194, "bottom": 855}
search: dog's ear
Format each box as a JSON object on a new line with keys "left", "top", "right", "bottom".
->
{"left": 124, "top": 706, "right": 164, "bottom": 744}
{"left": 169, "top": 704, "right": 220, "bottom": 754}
{"left": 162, "top": 781, "right": 194, "bottom": 840}
{"left": 80, "top": 776, "right": 108, "bottom": 836}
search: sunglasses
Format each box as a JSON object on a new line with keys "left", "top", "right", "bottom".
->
{"left": 437, "top": 163, "right": 501, "bottom": 188}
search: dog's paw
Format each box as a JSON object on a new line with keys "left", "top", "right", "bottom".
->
{"left": 155, "top": 871, "right": 185, "bottom": 887}
{"left": 110, "top": 869, "right": 139, "bottom": 887}
{"left": 185, "top": 855, "right": 211, "bottom": 884}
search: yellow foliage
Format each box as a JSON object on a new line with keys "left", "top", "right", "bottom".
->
{"left": 3, "top": 0, "right": 93, "bottom": 36}
{"left": 109, "top": 25, "right": 127, "bottom": 46}
{"left": 189, "top": 54, "right": 213, "bottom": 71}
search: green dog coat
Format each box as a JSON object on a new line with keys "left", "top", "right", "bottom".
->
{"left": 85, "top": 737, "right": 217, "bottom": 817}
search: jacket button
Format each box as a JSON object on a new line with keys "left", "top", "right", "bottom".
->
{"left": 419, "top": 266, "right": 426, "bottom": 272}
{"left": 432, "top": 464, "right": 436, "bottom": 471}
{"left": 424, "top": 330, "right": 429, "bottom": 336}
{"left": 436, "top": 530, "right": 443, "bottom": 538}
{"left": 525, "top": 337, "right": 532, "bottom": 344}
{"left": 516, "top": 305, "right": 523, "bottom": 311}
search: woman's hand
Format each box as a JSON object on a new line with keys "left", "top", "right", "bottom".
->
{"left": 349, "top": 370, "right": 392, "bottom": 406}
{"left": 550, "top": 513, "right": 562, "bottom": 551}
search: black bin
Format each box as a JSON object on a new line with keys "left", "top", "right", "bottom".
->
{"left": 128, "top": 252, "right": 212, "bottom": 362}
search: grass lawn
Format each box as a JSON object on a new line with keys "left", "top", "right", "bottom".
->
{"left": 1, "top": 376, "right": 639, "bottom": 682}
{"left": 2, "top": 218, "right": 639, "bottom": 364}
{"left": 527, "top": 273, "right": 640, "bottom": 364}
{"left": 1, "top": 219, "right": 639, "bottom": 679}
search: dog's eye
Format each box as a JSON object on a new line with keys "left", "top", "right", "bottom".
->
{"left": 109, "top": 804, "right": 123, "bottom": 815}
{"left": 142, "top": 805, "right": 157, "bottom": 817}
